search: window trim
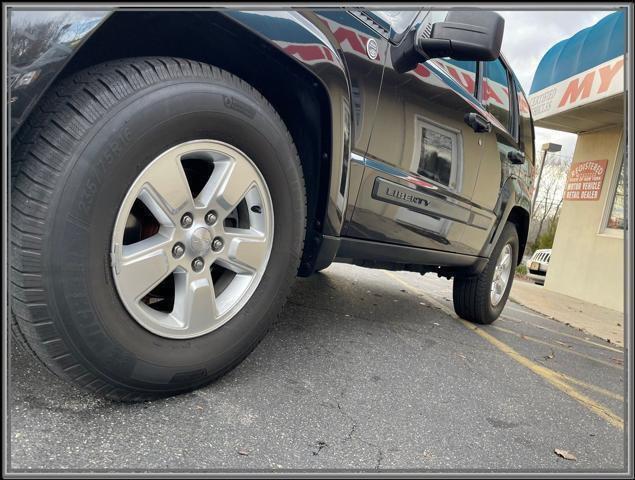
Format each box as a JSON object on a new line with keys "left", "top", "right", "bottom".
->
{"left": 508, "top": 71, "right": 520, "bottom": 143}
{"left": 514, "top": 77, "right": 533, "bottom": 162}
{"left": 476, "top": 61, "right": 484, "bottom": 104}
{"left": 598, "top": 131, "right": 626, "bottom": 237}
{"left": 411, "top": 114, "right": 464, "bottom": 193}
{"left": 474, "top": 61, "right": 483, "bottom": 100}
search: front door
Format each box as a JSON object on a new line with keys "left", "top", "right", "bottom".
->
{"left": 314, "top": 10, "right": 422, "bottom": 228}
{"left": 347, "top": 10, "right": 495, "bottom": 256}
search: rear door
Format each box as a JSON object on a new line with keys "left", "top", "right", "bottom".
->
{"left": 464, "top": 57, "right": 526, "bottom": 254}
{"left": 347, "top": 10, "right": 493, "bottom": 255}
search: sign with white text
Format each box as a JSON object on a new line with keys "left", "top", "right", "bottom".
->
{"left": 564, "top": 160, "right": 608, "bottom": 201}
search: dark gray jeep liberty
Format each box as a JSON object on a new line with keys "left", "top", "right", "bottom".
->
{"left": 9, "top": 8, "right": 534, "bottom": 399}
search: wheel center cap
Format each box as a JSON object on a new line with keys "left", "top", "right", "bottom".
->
{"left": 190, "top": 227, "right": 212, "bottom": 256}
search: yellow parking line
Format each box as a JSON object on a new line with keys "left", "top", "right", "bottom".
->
{"left": 406, "top": 288, "right": 622, "bottom": 353}
{"left": 460, "top": 319, "right": 624, "bottom": 430}
{"left": 500, "top": 315, "right": 623, "bottom": 354}
{"left": 491, "top": 325, "right": 622, "bottom": 370}
{"left": 554, "top": 372, "right": 623, "bottom": 402}
{"left": 383, "top": 271, "right": 624, "bottom": 430}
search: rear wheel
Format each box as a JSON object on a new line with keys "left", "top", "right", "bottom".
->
{"left": 453, "top": 222, "right": 518, "bottom": 324}
{"left": 11, "top": 57, "right": 306, "bottom": 400}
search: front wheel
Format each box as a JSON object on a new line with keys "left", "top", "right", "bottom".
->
{"left": 11, "top": 57, "right": 306, "bottom": 400}
{"left": 452, "top": 222, "right": 519, "bottom": 324}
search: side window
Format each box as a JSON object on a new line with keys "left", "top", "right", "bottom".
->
{"left": 482, "top": 59, "right": 512, "bottom": 132}
{"left": 433, "top": 58, "right": 478, "bottom": 96}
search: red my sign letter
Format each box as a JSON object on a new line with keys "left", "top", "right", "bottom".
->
{"left": 558, "top": 71, "right": 595, "bottom": 107}
{"left": 597, "top": 58, "right": 624, "bottom": 93}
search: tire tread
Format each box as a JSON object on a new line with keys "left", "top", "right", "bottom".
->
{"left": 11, "top": 57, "right": 306, "bottom": 401}
{"left": 453, "top": 222, "right": 518, "bottom": 324}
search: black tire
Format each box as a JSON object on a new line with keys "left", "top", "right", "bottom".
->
{"left": 452, "top": 222, "right": 519, "bottom": 324}
{"left": 10, "top": 57, "right": 306, "bottom": 401}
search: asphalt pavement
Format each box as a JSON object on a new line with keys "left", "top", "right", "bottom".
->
{"left": 8, "top": 263, "right": 627, "bottom": 473}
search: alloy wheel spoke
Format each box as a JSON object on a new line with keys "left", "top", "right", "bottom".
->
{"left": 138, "top": 152, "right": 193, "bottom": 224}
{"left": 500, "top": 252, "right": 511, "bottom": 271}
{"left": 172, "top": 270, "right": 217, "bottom": 331}
{"left": 218, "top": 229, "right": 268, "bottom": 275}
{"left": 197, "top": 158, "right": 257, "bottom": 216}
{"left": 117, "top": 236, "right": 173, "bottom": 302}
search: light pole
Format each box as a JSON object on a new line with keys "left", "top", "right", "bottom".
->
{"left": 532, "top": 142, "right": 562, "bottom": 211}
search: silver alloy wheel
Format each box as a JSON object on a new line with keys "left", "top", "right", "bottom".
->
{"left": 490, "top": 243, "right": 513, "bottom": 307}
{"left": 110, "top": 140, "right": 274, "bottom": 339}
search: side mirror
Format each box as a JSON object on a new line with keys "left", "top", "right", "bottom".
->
{"left": 391, "top": 11, "right": 505, "bottom": 74}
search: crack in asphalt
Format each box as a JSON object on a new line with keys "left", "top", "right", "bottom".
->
{"left": 335, "top": 398, "right": 386, "bottom": 469}
{"left": 346, "top": 423, "right": 357, "bottom": 441}
{"left": 311, "top": 440, "right": 328, "bottom": 456}
{"left": 376, "top": 448, "right": 384, "bottom": 470}
{"left": 337, "top": 401, "right": 357, "bottom": 442}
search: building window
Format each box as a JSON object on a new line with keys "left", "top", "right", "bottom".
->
{"left": 606, "top": 155, "right": 627, "bottom": 230}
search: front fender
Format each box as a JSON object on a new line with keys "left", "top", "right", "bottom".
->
{"left": 9, "top": 9, "right": 112, "bottom": 133}
{"left": 223, "top": 10, "right": 352, "bottom": 237}
{"left": 10, "top": 9, "right": 354, "bottom": 242}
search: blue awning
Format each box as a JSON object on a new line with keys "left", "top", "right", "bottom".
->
{"left": 530, "top": 10, "right": 625, "bottom": 94}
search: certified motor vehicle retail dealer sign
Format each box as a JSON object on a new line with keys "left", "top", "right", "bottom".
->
{"left": 564, "top": 159, "right": 608, "bottom": 201}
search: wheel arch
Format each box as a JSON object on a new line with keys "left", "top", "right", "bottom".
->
{"left": 506, "top": 206, "right": 530, "bottom": 265}
{"left": 481, "top": 176, "right": 531, "bottom": 265}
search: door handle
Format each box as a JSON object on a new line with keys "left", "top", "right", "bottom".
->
{"left": 464, "top": 113, "right": 492, "bottom": 133}
{"left": 508, "top": 150, "right": 526, "bottom": 164}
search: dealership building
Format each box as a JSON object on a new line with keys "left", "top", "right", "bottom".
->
{"left": 528, "top": 10, "right": 626, "bottom": 312}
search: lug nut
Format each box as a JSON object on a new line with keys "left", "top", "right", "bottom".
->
{"left": 191, "top": 257, "right": 205, "bottom": 272}
{"left": 205, "top": 210, "right": 217, "bottom": 225}
{"left": 180, "top": 213, "right": 193, "bottom": 228}
{"left": 172, "top": 242, "right": 185, "bottom": 258}
{"left": 212, "top": 237, "right": 224, "bottom": 252}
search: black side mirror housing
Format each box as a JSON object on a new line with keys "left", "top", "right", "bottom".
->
{"left": 391, "top": 11, "right": 505, "bottom": 74}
